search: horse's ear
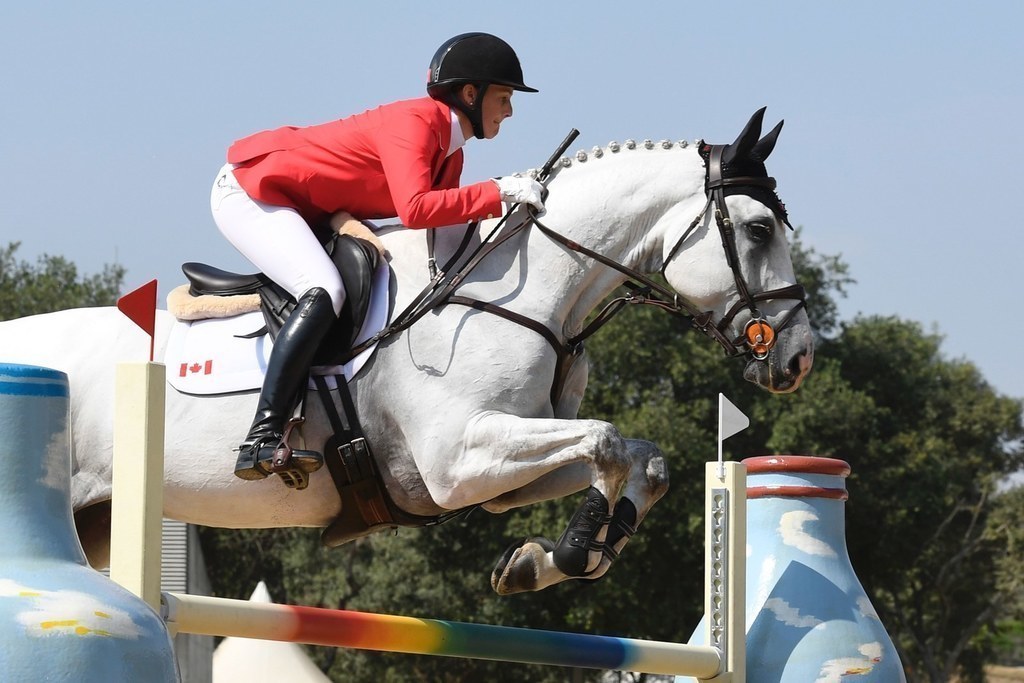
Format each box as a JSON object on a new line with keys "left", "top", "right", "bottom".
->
{"left": 751, "top": 119, "right": 784, "bottom": 162}
{"left": 727, "top": 107, "right": 767, "bottom": 159}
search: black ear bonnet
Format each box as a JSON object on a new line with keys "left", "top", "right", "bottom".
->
{"left": 699, "top": 107, "right": 790, "bottom": 227}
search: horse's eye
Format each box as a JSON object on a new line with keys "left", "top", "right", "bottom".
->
{"left": 747, "top": 222, "right": 774, "bottom": 244}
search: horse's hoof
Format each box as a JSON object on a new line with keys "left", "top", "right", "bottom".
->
{"left": 491, "top": 537, "right": 553, "bottom": 595}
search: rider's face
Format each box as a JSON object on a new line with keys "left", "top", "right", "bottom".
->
{"left": 461, "top": 85, "right": 514, "bottom": 139}
{"left": 479, "top": 86, "right": 514, "bottom": 139}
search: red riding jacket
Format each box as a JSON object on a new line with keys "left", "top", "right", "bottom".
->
{"left": 227, "top": 97, "right": 503, "bottom": 228}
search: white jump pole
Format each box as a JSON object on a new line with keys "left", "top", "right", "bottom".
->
{"left": 109, "top": 361, "right": 166, "bottom": 611}
{"left": 704, "top": 461, "right": 746, "bottom": 682}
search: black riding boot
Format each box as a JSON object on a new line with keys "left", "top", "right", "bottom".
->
{"left": 234, "top": 287, "right": 337, "bottom": 481}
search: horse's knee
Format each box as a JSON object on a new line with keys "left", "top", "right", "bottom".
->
{"left": 587, "top": 421, "right": 624, "bottom": 454}
{"left": 588, "top": 421, "right": 629, "bottom": 484}
{"left": 624, "top": 439, "right": 669, "bottom": 500}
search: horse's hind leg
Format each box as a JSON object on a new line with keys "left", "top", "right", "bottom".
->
{"left": 489, "top": 438, "right": 668, "bottom": 595}
{"left": 74, "top": 500, "right": 112, "bottom": 569}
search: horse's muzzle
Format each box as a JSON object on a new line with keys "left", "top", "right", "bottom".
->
{"left": 743, "top": 344, "right": 813, "bottom": 394}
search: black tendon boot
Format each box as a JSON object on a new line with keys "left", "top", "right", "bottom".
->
{"left": 234, "top": 287, "right": 336, "bottom": 482}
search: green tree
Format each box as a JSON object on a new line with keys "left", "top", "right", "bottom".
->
{"left": 983, "top": 485, "right": 1024, "bottom": 666}
{"left": 788, "top": 229, "right": 853, "bottom": 340}
{"left": 0, "top": 242, "right": 125, "bottom": 320}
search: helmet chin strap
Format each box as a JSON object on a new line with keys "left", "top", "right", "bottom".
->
{"left": 458, "top": 82, "right": 489, "bottom": 139}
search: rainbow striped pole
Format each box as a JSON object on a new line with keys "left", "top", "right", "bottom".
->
{"left": 162, "top": 592, "right": 721, "bottom": 678}
{"left": 160, "top": 460, "right": 745, "bottom": 679}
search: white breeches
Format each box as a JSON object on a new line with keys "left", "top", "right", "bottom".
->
{"left": 210, "top": 163, "right": 347, "bottom": 316}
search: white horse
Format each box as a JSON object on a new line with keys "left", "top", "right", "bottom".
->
{"left": 0, "top": 109, "right": 812, "bottom": 594}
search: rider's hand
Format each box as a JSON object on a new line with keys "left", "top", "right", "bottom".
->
{"left": 493, "top": 176, "right": 546, "bottom": 212}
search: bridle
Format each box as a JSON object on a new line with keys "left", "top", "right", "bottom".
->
{"left": 349, "top": 143, "right": 807, "bottom": 405}
{"left": 526, "top": 142, "right": 806, "bottom": 364}
{"left": 659, "top": 143, "right": 807, "bottom": 359}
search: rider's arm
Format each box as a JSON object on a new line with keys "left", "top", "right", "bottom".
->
{"left": 376, "top": 108, "right": 502, "bottom": 228}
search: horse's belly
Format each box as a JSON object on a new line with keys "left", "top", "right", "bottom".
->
{"left": 158, "top": 389, "right": 341, "bottom": 528}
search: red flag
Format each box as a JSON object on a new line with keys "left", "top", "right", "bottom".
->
{"left": 118, "top": 279, "right": 158, "bottom": 361}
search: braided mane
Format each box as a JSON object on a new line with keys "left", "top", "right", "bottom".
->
{"left": 521, "top": 138, "right": 699, "bottom": 180}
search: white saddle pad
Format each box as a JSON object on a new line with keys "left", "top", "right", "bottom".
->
{"left": 166, "top": 262, "right": 390, "bottom": 395}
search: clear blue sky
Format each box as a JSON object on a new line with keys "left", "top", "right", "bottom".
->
{"left": 2, "top": 2, "right": 1022, "bottom": 399}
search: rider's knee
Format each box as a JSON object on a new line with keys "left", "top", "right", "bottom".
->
{"left": 588, "top": 421, "right": 628, "bottom": 474}
{"left": 324, "top": 284, "right": 347, "bottom": 316}
{"left": 299, "top": 282, "right": 346, "bottom": 317}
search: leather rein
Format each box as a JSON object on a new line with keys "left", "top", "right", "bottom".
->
{"left": 350, "top": 143, "right": 806, "bottom": 406}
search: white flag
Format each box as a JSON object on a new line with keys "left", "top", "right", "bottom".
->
{"left": 719, "top": 393, "right": 749, "bottom": 440}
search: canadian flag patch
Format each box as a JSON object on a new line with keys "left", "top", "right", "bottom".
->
{"left": 179, "top": 360, "right": 214, "bottom": 377}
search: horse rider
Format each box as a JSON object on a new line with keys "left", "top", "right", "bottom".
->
{"left": 210, "top": 32, "right": 544, "bottom": 482}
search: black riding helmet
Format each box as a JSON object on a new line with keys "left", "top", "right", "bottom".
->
{"left": 427, "top": 32, "right": 537, "bottom": 139}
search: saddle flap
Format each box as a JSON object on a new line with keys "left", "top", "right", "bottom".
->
{"left": 314, "top": 235, "right": 380, "bottom": 366}
{"left": 181, "top": 235, "right": 382, "bottom": 367}
{"left": 165, "top": 255, "right": 392, "bottom": 396}
{"left": 182, "top": 262, "right": 270, "bottom": 297}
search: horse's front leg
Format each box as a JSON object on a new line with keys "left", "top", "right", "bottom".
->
{"left": 410, "top": 413, "right": 626, "bottom": 586}
{"left": 425, "top": 412, "right": 629, "bottom": 511}
{"left": 487, "top": 438, "right": 669, "bottom": 595}
{"left": 578, "top": 438, "right": 670, "bottom": 580}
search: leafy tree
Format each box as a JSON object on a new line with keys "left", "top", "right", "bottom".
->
{"left": 966, "top": 484, "right": 1024, "bottom": 671}
{"left": 0, "top": 242, "right": 125, "bottom": 320}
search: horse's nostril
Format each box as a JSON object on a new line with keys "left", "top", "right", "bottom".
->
{"left": 788, "top": 351, "right": 807, "bottom": 377}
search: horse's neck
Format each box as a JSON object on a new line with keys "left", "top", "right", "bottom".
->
{"left": 519, "top": 146, "right": 704, "bottom": 333}
{"left": 382, "top": 144, "right": 705, "bottom": 337}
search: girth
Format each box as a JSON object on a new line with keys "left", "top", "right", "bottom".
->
{"left": 313, "top": 374, "right": 474, "bottom": 548}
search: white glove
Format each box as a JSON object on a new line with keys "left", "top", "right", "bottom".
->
{"left": 493, "top": 176, "right": 546, "bottom": 211}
